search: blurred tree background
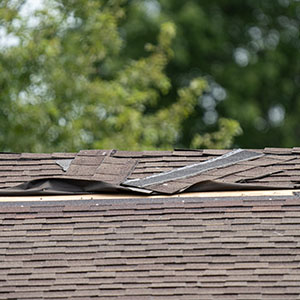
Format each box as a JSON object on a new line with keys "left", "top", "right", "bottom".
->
{"left": 0, "top": 0, "right": 299, "bottom": 152}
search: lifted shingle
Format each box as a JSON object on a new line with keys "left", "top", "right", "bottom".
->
{"left": 123, "top": 149, "right": 263, "bottom": 188}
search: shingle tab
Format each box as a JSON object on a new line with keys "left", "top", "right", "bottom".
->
{"left": 264, "top": 147, "right": 293, "bottom": 154}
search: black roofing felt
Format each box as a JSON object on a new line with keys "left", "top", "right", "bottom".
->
{"left": 0, "top": 148, "right": 299, "bottom": 195}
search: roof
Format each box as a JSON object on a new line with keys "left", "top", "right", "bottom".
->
{"left": 1, "top": 147, "right": 300, "bottom": 299}
{"left": 0, "top": 147, "right": 300, "bottom": 195}
{"left": 1, "top": 191, "right": 300, "bottom": 299}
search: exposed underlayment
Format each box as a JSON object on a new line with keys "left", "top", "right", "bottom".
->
{"left": 0, "top": 147, "right": 300, "bottom": 195}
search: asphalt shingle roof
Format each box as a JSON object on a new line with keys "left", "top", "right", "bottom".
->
{"left": 1, "top": 193, "right": 300, "bottom": 299}
{"left": 0, "top": 147, "right": 300, "bottom": 194}
{"left": 1, "top": 147, "right": 300, "bottom": 299}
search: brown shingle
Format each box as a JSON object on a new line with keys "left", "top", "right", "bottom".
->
{"left": 21, "top": 153, "right": 53, "bottom": 159}
{"left": 51, "top": 152, "right": 76, "bottom": 159}
{"left": 71, "top": 156, "right": 105, "bottom": 166}
{"left": 112, "top": 151, "right": 144, "bottom": 158}
{"left": 264, "top": 147, "right": 293, "bottom": 155}
{"left": 0, "top": 153, "right": 21, "bottom": 160}
{"left": 202, "top": 149, "right": 231, "bottom": 155}
{"left": 2, "top": 193, "right": 300, "bottom": 298}
{"left": 172, "top": 149, "right": 203, "bottom": 156}
{"left": 66, "top": 165, "right": 99, "bottom": 176}
{"left": 1, "top": 148, "right": 300, "bottom": 299}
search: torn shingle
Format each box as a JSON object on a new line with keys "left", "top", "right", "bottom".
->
{"left": 0, "top": 148, "right": 299, "bottom": 194}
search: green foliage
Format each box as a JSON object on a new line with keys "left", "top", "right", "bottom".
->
{"left": 122, "top": 0, "right": 300, "bottom": 148}
{"left": 192, "top": 119, "right": 242, "bottom": 149}
{"left": 0, "top": 0, "right": 241, "bottom": 152}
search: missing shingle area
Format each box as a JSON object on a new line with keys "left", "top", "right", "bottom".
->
{"left": 56, "top": 159, "right": 73, "bottom": 172}
{"left": 123, "top": 149, "right": 264, "bottom": 188}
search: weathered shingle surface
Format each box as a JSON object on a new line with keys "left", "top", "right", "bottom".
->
{"left": 0, "top": 147, "right": 300, "bottom": 193}
{"left": 1, "top": 194, "right": 300, "bottom": 299}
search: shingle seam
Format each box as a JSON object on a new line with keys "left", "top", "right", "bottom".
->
{"left": 122, "top": 149, "right": 264, "bottom": 188}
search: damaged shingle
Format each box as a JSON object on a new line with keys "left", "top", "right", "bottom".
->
{"left": 0, "top": 148, "right": 299, "bottom": 194}
{"left": 123, "top": 149, "right": 263, "bottom": 188}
